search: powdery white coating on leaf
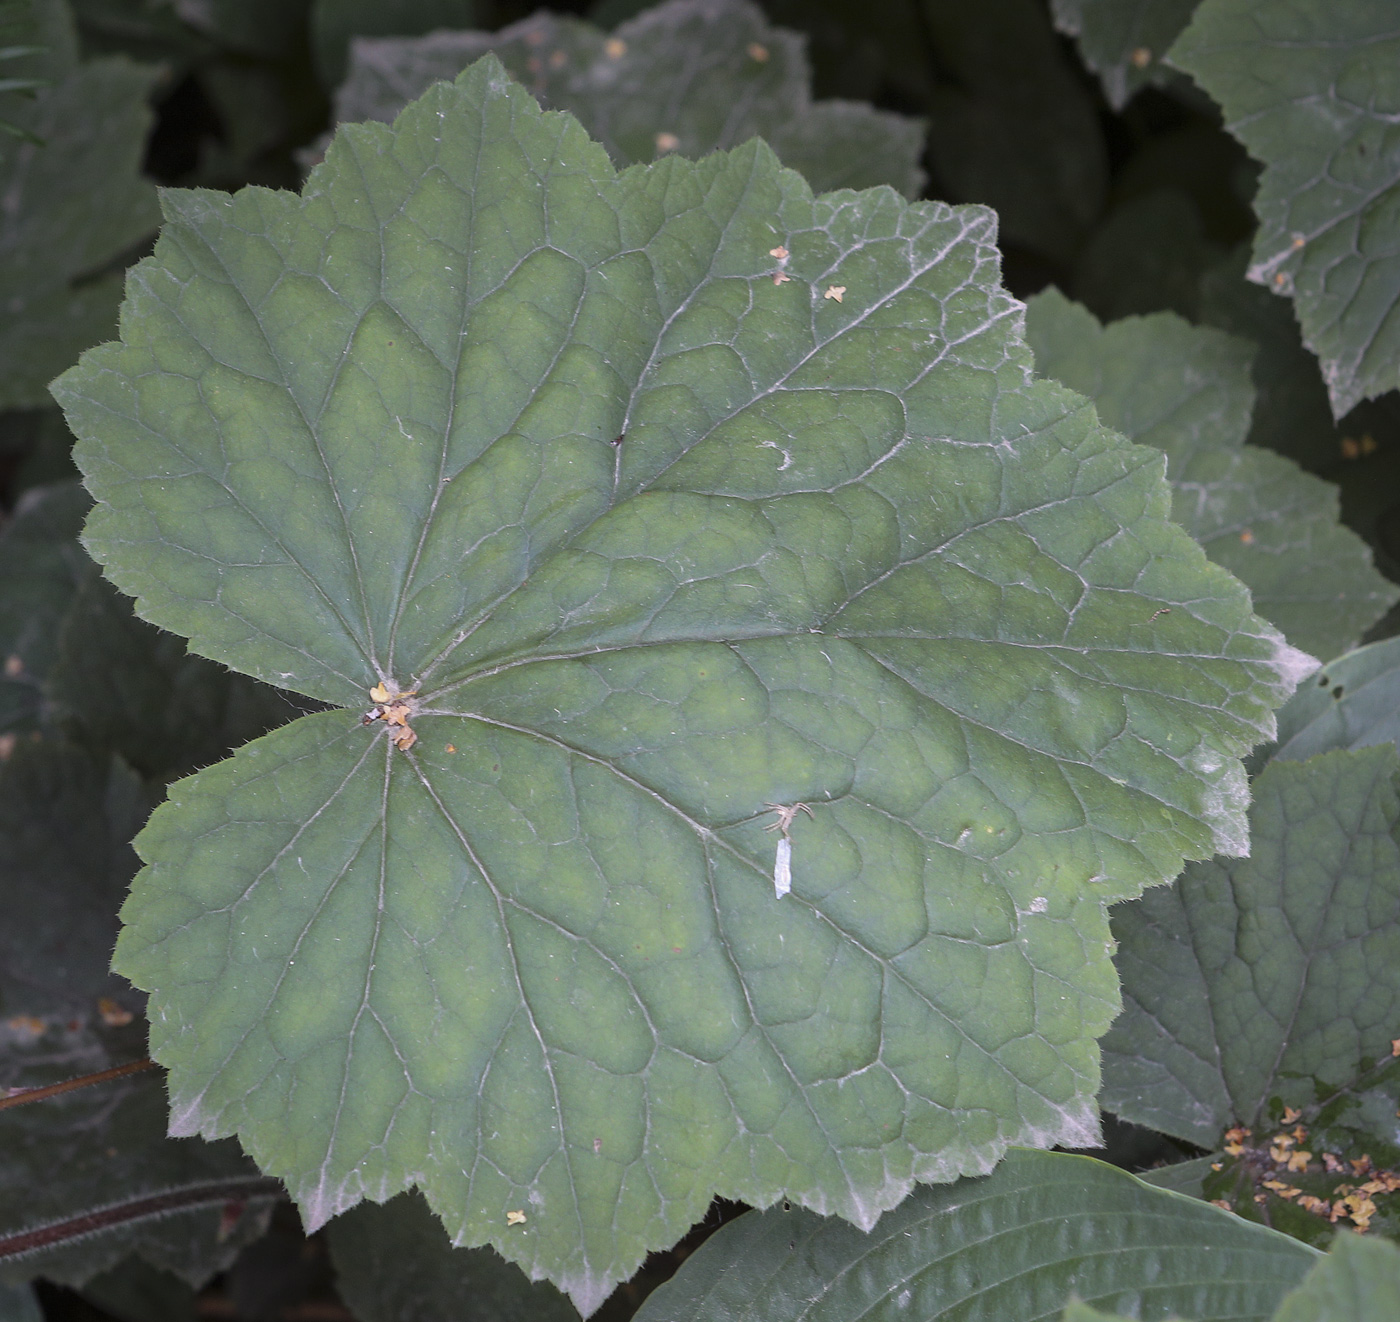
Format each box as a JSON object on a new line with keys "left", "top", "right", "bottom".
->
{"left": 57, "top": 56, "right": 1313, "bottom": 1316}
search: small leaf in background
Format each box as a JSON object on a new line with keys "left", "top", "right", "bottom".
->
{"left": 327, "top": 1194, "right": 578, "bottom": 1322}
{"left": 1025, "top": 289, "right": 1398, "bottom": 660}
{"left": 1171, "top": 0, "right": 1400, "bottom": 419}
{"left": 331, "top": 0, "right": 927, "bottom": 197}
{"left": 1049, "top": 0, "right": 1198, "bottom": 110}
{"left": 55, "top": 54, "right": 1312, "bottom": 1313}
{"left": 0, "top": 741, "right": 279, "bottom": 1293}
{"left": 1274, "top": 1230, "right": 1400, "bottom": 1322}
{"left": 631, "top": 1150, "right": 1318, "bottom": 1322}
{"left": 0, "top": 479, "right": 93, "bottom": 739}
{"left": 0, "top": 0, "right": 160, "bottom": 408}
{"left": 919, "top": 0, "right": 1106, "bottom": 263}
{"left": 1101, "top": 745, "right": 1400, "bottom": 1240}
{"left": 1267, "top": 638, "right": 1400, "bottom": 765}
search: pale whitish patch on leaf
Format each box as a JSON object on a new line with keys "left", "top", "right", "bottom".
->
{"left": 772, "top": 836, "right": 791, "bottom": 897}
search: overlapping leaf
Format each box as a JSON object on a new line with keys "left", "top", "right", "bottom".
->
{"left": 0, "top": 742, "right": 278, "bottom": 1291}
{"left": 1170, "top": 0, "right": 1400, "bottom": 418}
{"left": 1026, "top": 290, "right": 1397, "bottom": 659}
{"left": 54, "top": 58, "right": 1312, "bottom": 1312}
{"left": 1050, "top": 0, "right": 1198, "bottom": 109}
{"left": 630, "top": 1150, "right": 1318, "bottom": 1322}
{"left": 1101, "top": 745, "right": 1400, "bottom": 1239}
{"left": 332, "top": 0, "right": 926, "bottom": 198}
{"left": 0, "top": 0, "right": 159, "bottom": 408}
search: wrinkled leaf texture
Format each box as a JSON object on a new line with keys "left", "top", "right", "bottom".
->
{"left": 53, "top": 57, "right": 1310, "bottom": 1312}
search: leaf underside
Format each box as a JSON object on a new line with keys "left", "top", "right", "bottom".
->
{"left": 1170, "top": 0, "right": 1400, "bottom": 418}
{"left": 54, "top": 56, "right": 1309, "bottom": 1312}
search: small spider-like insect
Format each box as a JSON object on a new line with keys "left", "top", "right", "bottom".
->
{"left": 362, "top": 682, "right": 419, "bottom": 751}
{"left": 764, "top": 802, "right": 813, "bottom": 898}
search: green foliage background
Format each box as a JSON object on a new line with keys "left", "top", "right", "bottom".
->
{"left": 3, "top": 1, "right": 1400, "bottom": 1320}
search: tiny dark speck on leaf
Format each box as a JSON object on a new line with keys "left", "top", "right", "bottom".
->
{"left": 1333, "top": 685, "right": 1344, "bottom": 699}
{"left": 387, "top": 340, "right": 394, "bottom": 346}
{"left": 612, "top": 433, "right": 624, "bottom": 445}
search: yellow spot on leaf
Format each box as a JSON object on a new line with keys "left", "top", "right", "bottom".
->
{"left": 445, "top": 744, "right": 456, "bottom": 753}
{"left": 1282, "top": 1106, "right": 1303, "bottom": 1124}
{"left": 506, "top": 1210, "right": 527, "bottom": 1226}
{"left": 369, "top": 683, "right": 391, "bottom": 704}
{"left": 772, "top": 271, "right": 791, "bottom": 285}
{"left": 1209, "top": 1198, "right": 1233, "bottom": 1211}
{"left": 769, "top": 245, "right": 788, "bottom": 259}
{"left": 1239, "top": 529, "right": 1254, "bottom": 544}
{"left": 824, "top": 285, "right": 846, "bottom": 302}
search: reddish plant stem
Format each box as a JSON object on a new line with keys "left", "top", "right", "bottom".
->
{"left": 0, "top": 1177, "right": 287, "bottom": 1261}
{"left": 0, "top": 1057, "right": 157, "bottom": 1111}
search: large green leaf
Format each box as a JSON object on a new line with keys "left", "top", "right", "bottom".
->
{"left": 1274, "top": 1233, "right": 1400, "bottom": 1322}
{"left": 631, "top": 1150, "right": 1318, "bottom": 1322}
{"left": 327, "top": 1193, "right": 577, "bottom": 1322}
{"left": 0, "top": 742, "right": 278, "bottom": 1290}
{"left": 53, "top": 57, "right": 1311, "bottom": 1312}
{"left": 1268, "top": 638, "right": 1400, "bottom": 765}
{"left": 331, "top": 0, "right": 926, "bottom": 198}
{"left": 0, "top": 0, "right": 159, "bottom": 408}
{"left": 1170, "top": 0, "right": 1400, "bottom": 419}
{"left": 1100, "top": 745, "right": 1400, "bottom": 1148}
{"left": 1025, "top": 290, "right": 1397, "bottom": 659}
{"left": 1050, "top": 0, "right": 1198, "bottom": 109}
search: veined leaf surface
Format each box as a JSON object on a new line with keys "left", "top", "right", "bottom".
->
{"left": 53, "top": 57, "right": 1311, "bottom": 1313}
{"left": 1171, "top": 0, "right": 1400, "bottom": 418}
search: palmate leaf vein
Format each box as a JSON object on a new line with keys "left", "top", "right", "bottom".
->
{"left": 183, "top": 731, "right": 383, "bottom": 1122}
{"left": 171, "top": 238, "right": 381, "bottom": 671}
